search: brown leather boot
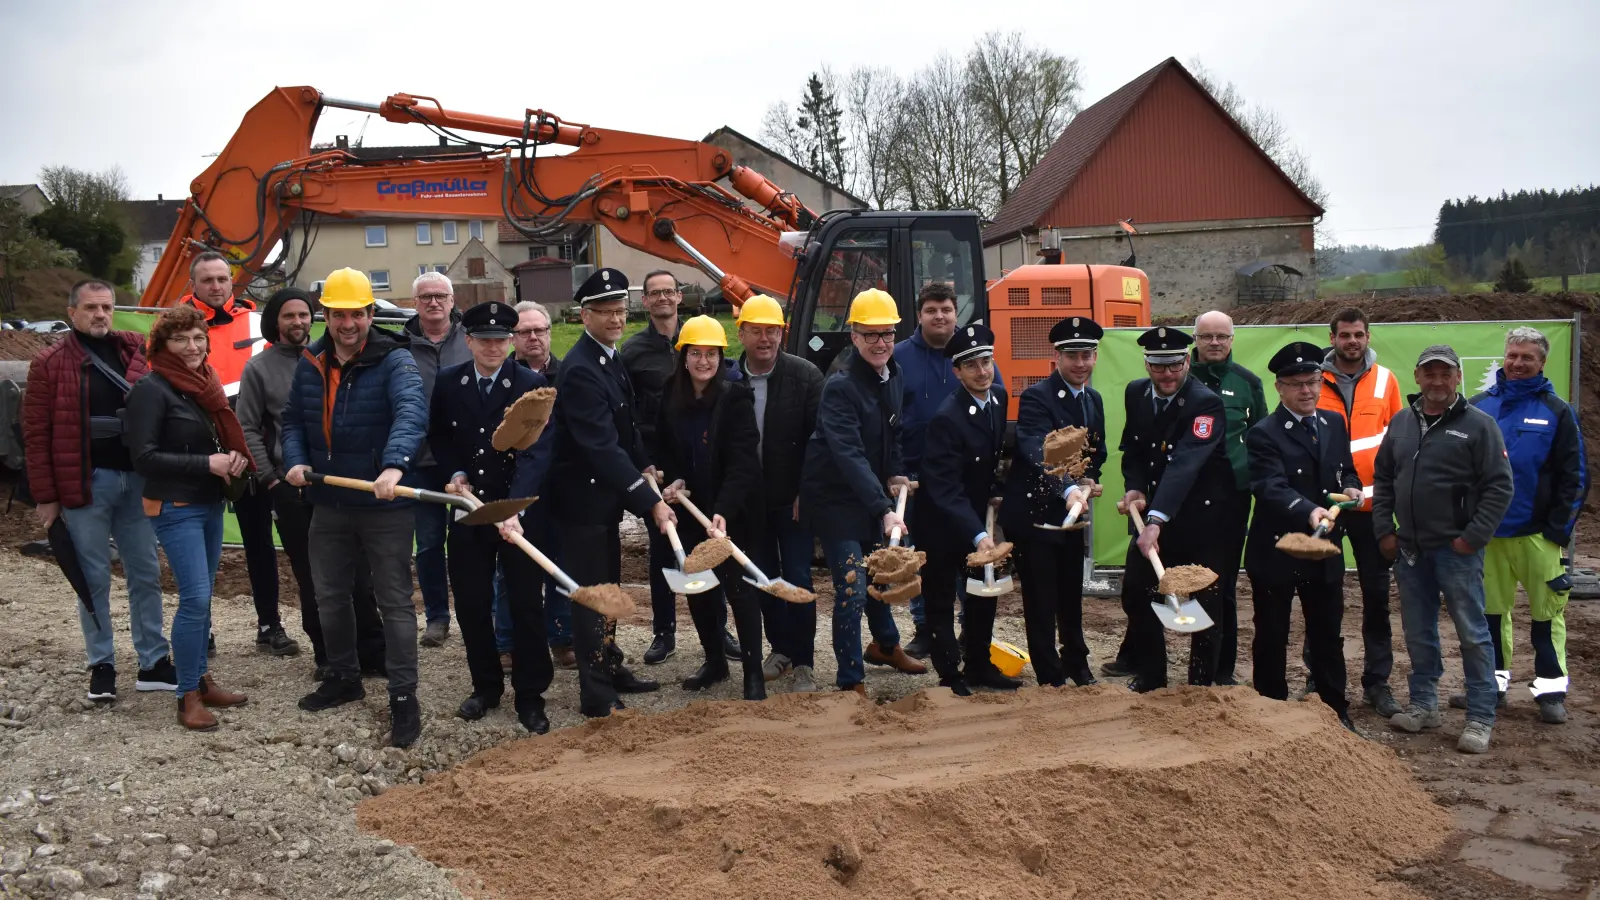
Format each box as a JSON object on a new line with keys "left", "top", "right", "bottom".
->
{"left": 864, "top": 641, "right": 928, "bottom": 675}
{"left": 198, "top": 674, "right": 248, "bottom": 708}
{"left": 178, "top": 691, "right": 218, "bottom": 731}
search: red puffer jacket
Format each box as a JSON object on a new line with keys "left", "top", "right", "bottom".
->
{"left": 22, "top": 331, "right": 150, "bottom": 509}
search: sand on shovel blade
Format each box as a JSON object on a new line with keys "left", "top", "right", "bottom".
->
{"left": 682, "top": 537, "right": 733, "bottom": 573}
{"left": 1043, "top": 426, "right": 1092, "bottom": 479}
{"left": 865, "top": 546, "right": 924, "bottom": 584}
{"left": 762, "top": 581, "right": 817, "bottom": 604}
{"left": 868, "top": 577, "right": 922, "bottom": 604}
{"left": 1157, "top": 564, "right": 1217, "bottom": 596}
{"left": 492, "top": 387, "right": 557, "bottom": 451}
{"left": 570, "top": 584, "right": 635, "bottom": 618}
{"left": 1275, "top": 532, "right": 1343, "bottom": 560}
{"left": 966, "top": 541, "right": 1012, "bottom": 567}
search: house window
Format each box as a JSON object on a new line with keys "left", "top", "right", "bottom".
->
{"left": 416, "top": 222, "right": 432, "bottom": 245}
{"left": 434, "top": 264, "right": 448, "bottom": 274}
{"left": 370, "top": 270, "right": 391, "bottom": 291}
{"left": 528, "top": 246, "right": 548, "bottom": 260}
{"left": 442, "top": 221, "right": 458, "bottom": 244}
{"left": 469, "top": 220, "right": 484, "bottom": 241}
{"left": 365, "top": 225, "right": 387, "bottom": 247}
{"left": 468, "top": 257, "right": 487, "bottom": 278}
{"left": 151, "top": 246, "right": 163, "bottom": 261}
{"left": 418, "top": 264, "right": 431, "bottom": 277}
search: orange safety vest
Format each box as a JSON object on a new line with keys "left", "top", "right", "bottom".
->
{"left": 1318, "top": 360, "right": 1402, "bottom": 511}
{"left": 179, "top": 294, "right": 260, "bottom": 399}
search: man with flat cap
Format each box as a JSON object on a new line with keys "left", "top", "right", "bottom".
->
{"left": 1000, "top": 315, "right": 1107, "bottom": 687}
{"left": 911, "top": 323, "right": 1015, "bottom": 695}
{"left": 549, "top": 268, "right": 676, "bottom": 717}
{"left": 1245, "top": 341, "right": 1363, "bottom": 729}
{"left": 1117, "top": 326, "right": 1234, "bottom": 690}
{"left": 429, "top": 301, "right": 556, "bottom": 734}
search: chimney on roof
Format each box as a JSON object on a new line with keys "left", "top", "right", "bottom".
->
{"left": 157, "top": 194, "right": 163, "bottom": 203}
{"left": 439, "top": 136, "right": 448, "bottom": 146}
{"left": 336, "top": 135, "right": 349, "bottom": 150}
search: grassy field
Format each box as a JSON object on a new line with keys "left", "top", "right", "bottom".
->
{"left": 549, "top": 314, "right": 743, "bottom": 359}
{"left": 1319, "top": 271, "right": 1600, "bottom": 296}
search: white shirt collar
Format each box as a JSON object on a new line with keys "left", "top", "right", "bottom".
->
{"left": 584, "top": 330, "right": 617, "bottom": 358}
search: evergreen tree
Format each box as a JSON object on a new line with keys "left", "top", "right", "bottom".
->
{"left": 1493, "top": 257, "right": 1534, "bottom": 293}
{"left": 796, "top": 73, "right": 847, "bottom": 186}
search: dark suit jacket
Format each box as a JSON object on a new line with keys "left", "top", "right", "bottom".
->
{"left": 798, "top": 352, "right": 906, "bottom": 542}
{"left": 652, "top": 374, "right": 764, "bottom": 535}
{"left": 912, "top": 385, "right": 1008, "bottom": 554}
{"left": 999, "top": 371, "right": 1106, "bottom": 543}
{"left": 1118, "top": 375, "right": 1233, "bottom": 553}
{"left": 1245, "top": 404, "right": 1364, "bottom": 584}
{"left": 427, "top": 357, "right": 552, "bottom": 511}
{"left": 548, "top": 331, "right": 657, "bottom": 526}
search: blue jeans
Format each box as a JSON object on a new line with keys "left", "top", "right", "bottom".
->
{"left": 821, "top": 537, "right": 901, "bottom": 688}
{"left": 1394, "top": 545, "right": 1498, "bottom": 725}
{"left": 150, "top": 502, "right": 224, "bottom": 695}
{"left": 413, "top": 467, "right": 451, "bottom": 625}
{"left": 61, "top": 469, "right": 169, "bottom": 670}
{"left": 751, "top": 507, "right": 817, "bottom": 668}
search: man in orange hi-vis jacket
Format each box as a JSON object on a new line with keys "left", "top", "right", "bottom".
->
{"left": 1315, "top": 306, "right": 1404, "bottom": 716}
{"left": 177, "top": 251, "right": 259, "bottom": 400}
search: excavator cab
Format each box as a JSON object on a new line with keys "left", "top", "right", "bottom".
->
{"left": 784, "top": 210, "right": 986, "bottom": 374}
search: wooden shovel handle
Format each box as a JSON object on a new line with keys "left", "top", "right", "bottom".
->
{"left": 889, "top": 483, "right": 909, "bottom": 546}
{"left": 1128, "top": 507, "right": 1167, "bottom": 582}
{"left": 643, "top": 473, "right": 687, "bottom": 557}
{"left": 310, "top": 473, "right": 451, "bottom": 506}
{"left": 676, "top": 494, "right": 757, "bottom": 570}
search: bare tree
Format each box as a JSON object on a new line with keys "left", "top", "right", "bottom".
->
{"left": 38, "top": 165, "right": 131, "bottom": 220}
{"left": 964, "top": 32, "right": 1082, "bottom": 205}
{"left": 840, "top": 67, "right": 910, "bottom": 210}
{"left": 896, "top": 54, "right": 996, "bottom": 214}
{"left": 759, "top": 102, "right": 805, "bottom": 162}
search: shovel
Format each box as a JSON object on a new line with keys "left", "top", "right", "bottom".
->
{"left": 448, "top": 489, "right": 634, "bottom": 618}
{"left": 1036, "top": 495, "right": 1090, "bottom": 532}
{"left": 1276, "top": 494, "right": 1350, "bottom": 561}
{"left": 644, "top": 474, "right": 719, "bottom": 595}
{"left": 866, "top": 484, "right": 923, "bottom": 604}
{"left": 673, "top": 492, "right": 816, "bottom": 603}
{"left": 1128, "top": 507, "right": 1214, "bottom": 634}
{"left": 306, "top": 473, "right": 534, "bottom": 526}
{"left": 966, "top": 506, "right": 1014, "bottom": 597}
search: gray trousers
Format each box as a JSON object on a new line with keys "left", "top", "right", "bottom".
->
{"left": 309, "top": 505, "right": 419, "bottom": 695}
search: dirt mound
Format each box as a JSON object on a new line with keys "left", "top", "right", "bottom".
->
{"left": 0, "top": 330, "right": 63, "bottom": 362}
{"left": 359, "top": 687, "right": 1450, "bottom": 900}
{"left": 6, "top": 267, "right": 136, "bottom": 322}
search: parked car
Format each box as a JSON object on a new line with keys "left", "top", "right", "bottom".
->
{"left": 21, "top": 321, "right": 69, "bottom": 334}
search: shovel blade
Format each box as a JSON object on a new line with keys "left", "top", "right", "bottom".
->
{"left": 965, "top": 576, "right": 1012, "bottom": 597}
{"left": 663, "top": 566, "right": 719, "bottom": 595}
{"left": 1150, "top": 597, "right": 1214, "bottom": 634}
{"left": 456, "top": 496, "right": 537, "bottom": 526}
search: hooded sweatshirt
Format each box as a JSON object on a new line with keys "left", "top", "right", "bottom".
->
{"left": 894, "top": 327, "right": 1004, "bottom": 475}
{"left": 237, "top": 290, "right": 316, "bottom": 484}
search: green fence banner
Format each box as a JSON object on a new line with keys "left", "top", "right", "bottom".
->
{"left": 1086, "top": 319, "right": 1576, "bottom": 567}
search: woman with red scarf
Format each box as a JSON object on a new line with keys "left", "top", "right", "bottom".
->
{"left": 126, "top": 305, "right": 256, "bottom": 730}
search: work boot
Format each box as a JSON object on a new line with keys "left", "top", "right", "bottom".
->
{"left": 312, "top": 663, "right": 331, "bottom": 682}
{"left": 516, "top": 701, "right": 550, "bottom": 735}
{"left": 420, "top": 620, "right": 449, "bottom": 648}
{"left": 1100, "top": 658, "right": 1134, "bottom": 678}
{"left": 904, "top": 626, "right": 933, "bottom": 660}
{"left": 1127, "top": 677, "right": 1163, "bottom": 694}
{"left": 177, "top": 691, "right": 218, "bottom": 731}
{"left": 1364, "top": 684, "right": 1402, "bottom": 718}
{"left": 87, "top": 663, "right": 116, "bottom": 703}
{"left": 1068, "top": 666, "right": 1098, "bottom": 687}
{"left": 791, "top": 666, "right": 819, "bottom": 693}
{"left": 299, "top": 676, "right": 365, "bottom": 712}
{"left": 762, "top": 652, "right": 793, "bottom": 681}
{"left": 1456, "top": 720, "right": 1493, "bottom": 754}
{"left": 744, "top": 668, "right": 767, "bottom": 702}
{"left": 682, "top": 660, "right": 730, "bottom": 691}
{"left": 643, "top": 632, "right": 675, "bottom": 665}
{"left": 551, "top": 645, "right": 578, "bottom": 670}
{"left": 456, "top": 694, "right": 499, "bottom": 720}
{"left": 722, "top": 629, "right": 742, "bottom": 661}
{"left": 198, "top": 674, "right": 248, "bottom": 708}
{"left": 1297, "top": 676, "right": 1317, "bottom": 700}
{"left": 940, "top": 677, "right": 974, "bottom": 698}
{"left": 1538, "top": 697, "right": 1568, "bottom": 724}
{"left": 389, "top": 693, "right": 421, "bottom": 749}
{"left": 256, "top": 624, "right": 301, "bottom": 657}
{"left": 1338, "top": 711, "right": 1358, "bottom": 734}
{"left": 1388, "top": 704, "right": 1443, "bottom": 733}
{"left": 613, "top": 667, "right": 660, "bottom": 693}
{"left": 864, "top": 641, "right": 928, "bottom": 675}
{"left": 968, "top": 667, "right": 1023, "bottom": 691}
{"left": 1448, "top": 690, "right": 1507, "bottom": 710}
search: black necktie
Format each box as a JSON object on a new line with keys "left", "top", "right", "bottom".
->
{"left": 1303, "top": 415, "right": 1318, "bottom": 444}
{"left": 480, "top": 378, "right": 493, "bottom": 399}
{"left": 1156, "top": 397, "right": 1170, "bottom": 416}
{"left": 1079, "top": 391, "right": 1091, "bottom": 429}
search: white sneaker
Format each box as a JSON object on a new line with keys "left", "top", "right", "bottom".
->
{"left": 790, "top": 665, "right": 818, "bottom": 693}
{"left": 1457, "top": 721, "right": 1493, "bottom": 754}
{"left": 762, "top": 652, "right": 792, "bottom": 681}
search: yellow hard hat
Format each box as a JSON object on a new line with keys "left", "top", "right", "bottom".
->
{"left": 989, "top": 640, "right": 1030, "bottom": 679}
{"left": 675, "top": 314, "right": 728, "bottom": 350}
{"left": 735, "top": 294, "right": 786, "bottom": 327}
{"left": 846, "top": 288, "right": 900, "bottom": 326}
{"left": 319, "top": 268, "right": 375, "bottom": 309}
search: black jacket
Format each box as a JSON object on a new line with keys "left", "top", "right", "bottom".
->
{"left": 125, "top": 372, "right": 229, "bottom": 505}
{"left": 652, "top": 372, "right": 764, "bottom": 534}
{"left": 428, "top": 357, "right": 553, "bottom": 508}
{"left": 736, "top": 351, "right": 824, "bottom": 511}
{"left": 799, "top": 352, "right": 906, "bottom": 542}
{"left": 1244, "top": 405, "right": 1364, "bottom": 584}
{"left": 620, "top": 320, "right": 678, "bottom": 449}
{"left": 1118, "top": 375, "right": 1233, "bottom": 547}
{"left": 999, "top": 371, "right": 1106, "bottom": 543}
{"left": 911, "top": 386, "right": 1007, "bottom": 554}
{"left": 549, "top": 331, "right": 657, "bottom": 526}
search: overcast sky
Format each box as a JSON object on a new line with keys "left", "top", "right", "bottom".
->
{"left": 3, "top": 0, "right": 1594, "bottom": 249}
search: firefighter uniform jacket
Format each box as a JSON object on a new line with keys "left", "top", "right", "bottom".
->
{"left": 427, "top": 357, "right": 553, "bottom": 507}
{"left": 910, "top": 385, "right": 1008, "bottom": 554}
{"left": 1243, "top": 405, "right": 1363, "bottom": 585}
{"left": 1118, "top": 375, "right": 1233, "bottom": 541}
{"left": 998, "top": 371, "right": 1106, "bottom": 543}
{"left": 548, "top": 331, "right": 658, "bottom": 526}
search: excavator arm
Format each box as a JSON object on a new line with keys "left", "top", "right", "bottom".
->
{"left": 139, "top": 86, "right": 817, "bottom": 307}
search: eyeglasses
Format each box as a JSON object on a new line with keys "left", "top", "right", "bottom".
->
{"left": 853, "top": 330, "right": 896, "bottom": 345}
{"left": 645, "top": 288, "right": 680, "bottom": 300}
{"left": 416, "top": 293, "right": 452, "bottom": 304}
{"left": 1147, "top": 361, "right": 1185, "bottom": 373}
{"left": 586, "top": 308, "right": 628, "bottom": 320}
{"left": 1278, "top": 378, "right": 1320, "bottom": 391}
{"left": 513, "top": 327, "right": 551, "bottom": 338}
{"left": 1196, "top": 333, "right": 1233, "bottom": 344}
{"left": 166, "top": 334, "right": 207, "bottom": 348}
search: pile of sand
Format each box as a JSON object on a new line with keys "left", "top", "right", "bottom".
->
{"left": 1158, "top": 564, "right": 1217, "bottom": 595}
{"left": 360, "top": 687, "right": 1450, "bottom": 899}
{"left": 1043, "top": 426, "right": 1091, "bottom": 478}
{"left": 682, "top": 537, "right": 733, "bottom": 573}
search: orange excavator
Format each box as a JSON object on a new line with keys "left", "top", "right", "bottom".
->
{"left": 140, "top": 86, "right": 1148, "bottom": 384}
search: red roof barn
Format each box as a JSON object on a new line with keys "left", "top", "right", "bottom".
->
{"left": 984, "top": 58, "right": 1324, "bottom": 313}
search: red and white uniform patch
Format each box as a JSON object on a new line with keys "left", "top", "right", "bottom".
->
{"left": 1192, "top": 415, "right": 1214, "bottom": 439}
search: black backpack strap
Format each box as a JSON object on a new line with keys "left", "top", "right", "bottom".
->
{"left": 85, "top": 349, "right": 133, "bottom": 397}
